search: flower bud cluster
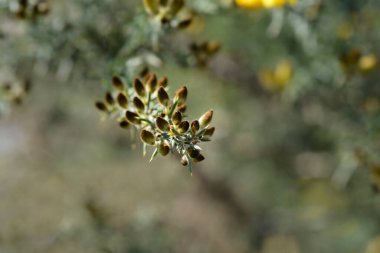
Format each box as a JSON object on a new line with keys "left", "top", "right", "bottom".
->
{"left": 95, "top": 73, "right": 215, "bottom": 173}
{"left": 10, "top": 0, "right": 49, "bottom": 19}
{"left": 143, "top": 0, "right": 192, "bottom": 30}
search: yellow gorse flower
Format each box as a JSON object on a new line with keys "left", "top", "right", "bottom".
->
{"left": 236, "top": 0, "right": 297, "bottom": 9}
{"left": 358, "top": 54, "right": 378, "bottom": 72}
{"left": 259, "top": 60, "right": 293, "bottom": 92}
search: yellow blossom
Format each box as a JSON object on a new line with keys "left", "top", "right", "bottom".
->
{"left": 235, "top": 0, "right": 263, "bottom": 9}
{"left": 236, "top": 0, "right": 297, "bottom": 9}
{"left": 259, "top": 59, "right": 293, "bottom": 92}
{"left": 358, "top": 54, "right": 378, "bottom": 72}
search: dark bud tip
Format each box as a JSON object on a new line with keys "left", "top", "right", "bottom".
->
{"left": 126, "top": 111, "right": 140, "bottom": 125}
{"left": 188, "top": 148, "right": 200, "bottom": 159}
{"left": 134, "top": 78, "right": 146, "bottom": 98}
{"left": 203, "top": 127, "right": 215, "bottom": 137}
{"left": 146, "top": 73, "right": 157, "bottom": 93}
{"left": 172, "top": 111, "right": 182, "bottom": 125}
{"left": 105, "top": 92, "right": 114, "bottom": 105}
{"left": 95, "top": 101, "right": 108, "bottom": 112}
{"left": 178, "top": 121, "right": 190, "bottom": 134}
{"left": 133, "top": 96, "right": 145, "bottom": 113}
{"left": 116, "top": 93, "right": 128, "bottom": 108}
{"left": 119, "top": 120, "right": 130, "bottom": 129}
{"left": 194, "top": 154, "right": 205, "bottom": 162}
{"left": 112, "top": 75, "right": 124, "bottom": 90}
{"left": 157, "top": 87, "right": 169, "bottom": 107}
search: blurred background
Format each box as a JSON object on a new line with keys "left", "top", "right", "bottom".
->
{"left": 1, "top": 0, "right": 380, "bottom": 252}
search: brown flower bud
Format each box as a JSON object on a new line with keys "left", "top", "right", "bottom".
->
{"left": 116, "top": 93, "right": 128, "bottom": 108}
{"left": 188, "top": 148, "right": 200, "bottom": 159}
{"left": 157, "top": 87, "right": 169, "bottom": 106}
{"left": 194, "top": 154, "right": 205, "bottom": 162}
{"left": 105, "top": 92, "right": 114, "bottom": 105}
{"left": 203, "top": 127, "right": 215, "bottom": 137}
{"left": 158, "top": 76, "right": 168, "bottom": 87}
{"left": 156, "top": 117, "right": 170, "bottom": 132}
{"left": 181, "top": 155, "right": 189, "bottom": 166}
{"left": 133, "top": 97, "right": 145, "bottom": 113}
{"left": 134, "top": 78, "right": 146, "bottom": 98}
{"left": 178, "top": 121, "right": 190, "bottom": 134}
{"left": 143, "top": 0, "right": 159, "bottom": 14}
{"left": 112, "top": 76, "right": 124, "bottom": 91}
{"left": 174, "top": 86, "right": 187, "bottom": 103}
{"left": 145, "top": 73, "right": 157, "bottom": 93}
{"left": 140, "top": 129, "right": 156, "bottom": 146}
{"left": 172, "top": 111, "right": 182, "bottom": 125}
{"left": 95, "top": 101, "right": 108, "bottom": 112}
{"left": 191, "top": 120, "right": 200, "bottom": 133}
{"left": 126, "top": 111, "right": 140, "bottom": 124}
{"left": 159, "top": 142, "right": 170, "bottom": 156}
{"left": 199, "top": 110, "right": 213, "bottom": 128}
{"left": 119, "top": 120, "right": 130, "bottom": 129}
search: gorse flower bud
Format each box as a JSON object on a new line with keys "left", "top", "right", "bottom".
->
{"left": 134, "top": 78, "right": 146, "bottom": 98}
{"left": 117, "top": 93, "right": 128, "bottom": 108}
{"left": 159, "top": 142, "right": 170, "bottom": 156}
{"left": 191, "top": 120, "right": 200, "bottom": 133}
{"left": 194, "top": 153, "right": 205, "bottom": 162}
{"left": 96, "top": 73, "right": 215, "bottom": 173}
{"left": 157, "top": 87, "right": 169, "bottom": 106}
{"left": 181, "top": 155, "right": 189, "bottom": 166}
{"left": 119, "top": 120, "right": 130, "bottom": 129}
{"left": 105, "top": 92, "right": 114, "bottom": 105}
{"left": 188, "top": 148, "right": 200, "bottom": 159}
{"left": 112, "top": 76, "right": 124, "bottom": 91}
{"left": 141, "top": 129, "right": 156, "bottom": 145}
{"left": 199, "top": 110, "right": 213, "bottom": 128}
{"left": 203, "top": 127, "right": 215, "bottom": 137}
{"left": 178, "top": 121, "right": 190, "bottom": 134}
{"left": 126, "top": 111, "right": 140, "bottom": 124}
{"left": 156, "top": 117, "right": 170, "bottom": 131}
{"left": 175, "top": 86, "right": 187, "bottom": 104}
{"left": 95, "top": 101, "right": 108, "bottom": 112}
{"left": 133, "top": 97, "right": 145, "bottom": 113}
{"left": 145, "top": 73, "right": 157, "bottom": 93}
{"left": 172, "top": 111, "right": 182, "bottom": 125}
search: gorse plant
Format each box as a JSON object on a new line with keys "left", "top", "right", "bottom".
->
{"left": 95, "top": 73, "right": 215, "bottom": 173}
